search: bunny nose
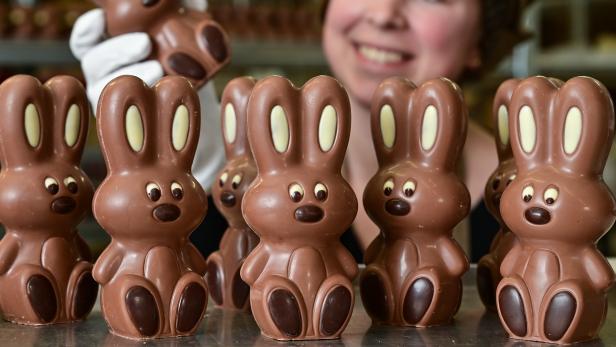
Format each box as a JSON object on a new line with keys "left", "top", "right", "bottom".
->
{"left": 142, "top": 0, "right": 160, "bottom": 7}
{"left": 51, "top": 197, "right": 76, "bottom": 214}
{"left": 154, "top": 204, "right": 181, "bottom": 222}
{"left": 294, "top": 205, "right": 324, "bottom": 223}
{"left": 221, "top": 191, "right": 236, "bottom": 207}
{"left": 385, "top": 199, "right": 410, "bottom": 216}
{"left": 525, "top": 207, "right": 551, "bottom": 225}
{"left": 492, "top": 193, "right": 502, "bottom": 208}
{"left": 202, "top": 25, "right": 228, "bottom": 63}
{"left": 167, "top": 53, "right": 206, "bottom": 80}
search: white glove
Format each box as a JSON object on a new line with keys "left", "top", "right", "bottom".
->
{"left": 69, "top": 0, "right": 224, "bottom": 192}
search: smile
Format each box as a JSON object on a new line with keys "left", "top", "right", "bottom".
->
{"left": 353, "top": 42, "right": 412, "bottom": 66}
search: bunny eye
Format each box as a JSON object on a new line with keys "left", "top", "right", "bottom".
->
{"left": 289, "top": 183, "right": 304, "bottom": 203}
{"left": 64, "top": 177, "right": 78, "bottom": 194}
{"left": 146, "top": 183, "right": 161, "bottom": 202}
{"left": 492, "top": 178, "right": 501, "bottom": 191}
{"left": 383, "top": 179, "right": 394, "bottom": 196}
{"left": 232, "top": 174, "right": 243, "bottom": 190}
{"left": 403, "top": 181, "right": 416, "bottom": 197}
{"left": 171, "top": 182, "right": 183, "bottom": 200}
{"left": 219, "top": 172, "right": 229, "bottom": 187}
{"left": 544, "top": 187, "right": 559, "bottom": 205}
{"left": 507, "top": 175, "right": 516, "bottom": 186}
{"left": 314, "top": 183, "right": 328, "bottom": 201}
{"left": 522, "top": 185, "right": 534, "bottom": 203}
{"left": 44, "top": 177, "right": 59, "bottom": 195}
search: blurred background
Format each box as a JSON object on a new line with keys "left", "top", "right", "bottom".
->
{"left": 0, "top": 0, "right": 615, "bottom": 259}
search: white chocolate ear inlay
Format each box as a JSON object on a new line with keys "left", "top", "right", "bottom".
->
{"left": 224, "top": 103, "right": 237, "bottom": 144}
{"left": 421, "top": 105, "right": 438, "bottom": 151}
{"left": 172, "top": 105, "right": 189, "bottom": 151}
{"left": 65, "top": 104, "right": 81, "bottom": 147}
{"left": 125, "top": 105, "right": 144, "bottom": 152}
{"left": 380, "top": 104, "right": 395, "bottom": 149}
{"left": 270, "top": 105, "right": 289, "bottom": 153}
{"left": 24, "top": 104, "right": 41, "bottom": 148}
{"left": 319, "top": 105, "right": 337, "bottom": 152}
{"left": 519, "top": 106, "right": 536, "bottom": 154}
{"left": 498, "top": 105, "right": 509, "bottom": 146}
{"left": 563, "top": 107, "right": 582, "bottom": 155}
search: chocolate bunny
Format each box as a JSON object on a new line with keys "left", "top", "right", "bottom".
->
{"left": 94, "top": 0, "right": 230, "bottom": 89}
{"left": 93, "top": 75, "right": 209, "bottom": 339}
{"left": 207, "top": 77, "right": 259, "bottom": 311}
{"left": 360, "top": 77, "right": 470, "bottom": 327}
{"left": 0, "top": 75, "right": 97, "bottom": 325}
{"left": 497, "top": 76, "right": 616, "bottom": 344}
{"left": 241, "top": 76, "right": 358, "bottom": 340}
{"left": 477, "top": 79, "right": 521, "bottom": 311}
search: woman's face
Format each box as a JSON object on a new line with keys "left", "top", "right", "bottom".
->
{"left": 323, "top": 0, "right": 482, "bottom": 107}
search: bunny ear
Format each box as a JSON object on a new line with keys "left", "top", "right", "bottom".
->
{"left": 247, "top": 76, "right": 301, "bottom": 175}
{"left": 492, "top": 79, "right": 520, "bottom": 161}
{"left": 410, "top": 78, "right": 467, "bottom": 171}
{"left": 154, "top": 76, "right": 201, "bottom": 172}
{"left": 97, "top": 75, "right": 156, "bottom": 173}
{"left": 508, "top": 77, "right": 559, "bottom": 173}
{"left": 301, "top": 75, "right": 351, "bottom": 172}
{"left": 0, "top": 75, "right": 52, "bottom": 168}
{"left": 552, "top": 77, "right": 615, "bottom": 176}
{"left": 220, "top": 77, "right": 256, "bottom": 160}
{"left": 45, "top": 76, "right": 90, "bottom": 164}
{"left": 370, "top": 77, "right": 416, "bottom": 167}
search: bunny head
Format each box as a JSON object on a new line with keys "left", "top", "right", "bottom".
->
{"left": 501, "top": 76, "right": 616, "bottom": 243}
{"left": 242, "top": 76, "right": 357, "bottom": 242}
{"left": 93, "top": 75, "right": 207, "bottom": 241}
{"left": 0, "top": 75, "right": 93, "bottom": 232}
{"left": 484, "top": 79, "right": 520, "bottom": 222}
{"left": 212, "top": 77, "right": 257, "bottom": 227}
{"left": 363, "top": 78, "right": 470, "bottom": 236}
{"left": 94, "top": 0, "right": 230, "bottom": 88}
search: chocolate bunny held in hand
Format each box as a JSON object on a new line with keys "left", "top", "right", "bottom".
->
{"left": 0, "top": 75, "right": 98, "bottom": 325}
{"left": 241, "top": 76, "right": 358, "bottom": 340}
{"left": 207, "top": 77, "right": 259, "bottom": 311}
{"left": 497, "top": 76, "right": 616, "bottom": 344}
{"left": 360, "top": 77, "right": 470, "bottom": 327}
{"left": 93, "top": 75, "right": 209, "bottom": 339}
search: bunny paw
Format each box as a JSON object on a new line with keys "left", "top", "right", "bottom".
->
{"left": 498, "top": 285, "right": 528, "bottom": 337}
{"left": 27, "top": 275, "right": 58, "bottom": 323}
{"left": 205, "top": 260, "right": 223, "bottom": 306}
{"left": 268, "top": 288, "right": 302, "bottom": 338}
{"left": 319, "top": 286, "right": 352, "bottom": 336}
{"left": 175, "top": 282, "right": 207, "bottom": 333}
{"left": 125, "top": 286, "right": 160, "bottom": 337}
{"left": 71, "top": 271, "right": 98, "bottom": 320}
{"left": 359, "top": 271, "right": 390, "bottom": 322}
{"left": 402, "top": 277, "right": 434, "bottom": 325}
{"left": 544, "top": 292, "right": 576, "bottom": 341}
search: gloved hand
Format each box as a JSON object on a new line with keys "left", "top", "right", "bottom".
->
{"left": 69, "top": 0, "right": 225, "bottom": 192}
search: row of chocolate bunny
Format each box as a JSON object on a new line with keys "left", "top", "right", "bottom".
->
{"left": 0, "top": 72, "right": 612, "bottom": 345}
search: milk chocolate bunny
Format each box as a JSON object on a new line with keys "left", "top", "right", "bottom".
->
{"left": 497, "top": 76, "right": 616, "bottom": 344}
{"left": 207, "top": 77, "right": 259, "bottom": 311}
{"left": 94, "top": 0, "right": 230, "bottom": 89}
{"left": 0, "top": 75, "right": 97, "bottom": 325}
{"left": 477, "top": 79, "right": 520, "bottom": 311}
{"left": 241, "top": 76, "right": 358, "bottom": 340}
{"left": 360, "top": 77, "right": 470, "bottom": 327}
{"left": 93, "top": 75, "right": 209, "bottom": 339}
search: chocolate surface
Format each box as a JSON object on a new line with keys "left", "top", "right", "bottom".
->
{"left": 360, "top": 77, "right": 470, "bottom": 327}
{"left": 93, "top": 75, "right": 208, "bottom": 339}
{"left": 0, "top": 75, "right": 97, "bottom": 325}
{"left": 241, "top": 75, "right": 358, "bottom": 340}
{"left": 94, "top": 0, "right": 230, "bottom": 89}
{"left": 497, "top": 76, "right": 616, "bottom": 344}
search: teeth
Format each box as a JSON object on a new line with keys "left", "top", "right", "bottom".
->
{"left": 358, "top": 45, "right": 404, "bottom": 64}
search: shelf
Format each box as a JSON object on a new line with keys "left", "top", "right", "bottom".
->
{"left": 0, "top": 39, "right": 77, "bottom": 66}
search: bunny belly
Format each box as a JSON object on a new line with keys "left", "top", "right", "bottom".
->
{"left": 518, "top": 248, "right": 561, "bottom": 316}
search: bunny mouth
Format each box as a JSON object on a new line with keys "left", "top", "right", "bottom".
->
{"left": 385, "top": 199, "right": 410, "bottom": 216}
{"left": 294, "top": 205, "right": 324, "bottom": 223}
{"left": 220, "top": 191, "right": 237, "bottom": 208}
{"left": 51, "top": 197, "right": 76, "bottom": 214}
{"left": 525, "top": 207, "right": 551, "bottom": 225}
{"left": 154, "top": 204, "right": 181, "bottom": 222}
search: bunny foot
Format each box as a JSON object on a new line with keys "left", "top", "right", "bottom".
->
{"left": 171, "top": 272, "right": 208, "bottom": 335}
{"left": 206, "top": 253, "right": 250, "bottom": 310}
{"left": 314, "top": 275, "right": 353, "bottom": 338}
{"left": 359, "top": 266, "right": 393, "bottom": 323}
{"left": 477, "top": 256, "right": 500, "bottom": 310}
{"left": 1, "top": 265, "right": 60, "bottom": 324}
{"left": 402, "top": 277, "right": 434, "bottom": 325}
{"left": 401, "top": 269, "right": 462, "bottom": 326}
{"left": 205, "top": 256, "right": 223, "bottom": 306}
{"left": 67, "top": 261, "right": 98, "bottom": 321}
{"left": 497, "top": 276, "right": 531, "bottom": 338}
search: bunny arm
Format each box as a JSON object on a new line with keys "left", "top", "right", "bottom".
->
{"left": 240, "top": 243, "right": 269, "bottom": 286}
{"left": 436, "top": 236, "right": 469, "bottom": 277}
{"left": 500, "top": 241, "right": 524, "bottom": 278}
{"left": 582, "top": 246, "right": 616, "bottom": 291}
{"left": 73, "top": 232, "right": 93, "bottom": 262}
{"left": 334, "top": 243, "right": 359, "bottom": 280}
{"left": 0, "top": 236, "right": 19, "bottom": 276}
{"left": 93, "top": 244, "right": 124, "bottom": 285}
{"left": 181, "top": 243, "right": 207, "bottom": 276}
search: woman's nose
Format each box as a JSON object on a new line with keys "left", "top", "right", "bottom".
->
{"left": 364, "top": 0, "right": 408, "bottom": 30}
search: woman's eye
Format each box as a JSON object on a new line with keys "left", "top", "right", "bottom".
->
{"left": 44, "top": 177, "right": 59, "bottom": 195}
{"left": 522, "top": 185, "right": 534, "bottom": 203}
{"left": 403, "top": 180, "right": 416, "bottom": 197}
{"left": 146, "top": 182, "right": 161, "bottom": 202}
{"left": 171, "top": 182, "right": 184, "bottom": 200}
{"left": 232, "top": 174, "right": 243, "bottom": 190}
{"left": 64, "top": 176, "right": 78, "bottom": 194}
{"left": 383, "top": 179, "right": 394, "bottom": 196}
{"left": 219, "top": 172, "right": 228, "bottom": 187}
{"left": 314, "top": 183, "right": 328, "bottom": 201}
{"left": 544, "top": 187, "right": 559, "bottom": 205}
{"left": 289, "top": 183, "right": 304, "bottom": 203}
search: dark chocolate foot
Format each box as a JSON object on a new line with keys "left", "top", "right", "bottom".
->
{"left": 72, "top": 272, "right": 98, "bottom": 319}
{"left": 403, "top": 278, "right": 434, "bottom": 324}
{"left": 268, "top": 289, "right": 302, "bottom": 338}
{"left": 125, "top": 286, "right": 159, "bottom": 337}
{"left": 231, "top": 268, "right": 250, "bottom": 309}
{"left": 26, "top": 275, "right": 57, "bottom": 323}
{"left": 477, "top": 265, "right": 496, "bottom": 309}
{"left": 206, "top": 261, "right": 223, "bottom": 306}
{"left": 499, "top": 286, "right": 527, "bottom": 337}
{"left": 176, "top": 283, "right": 207, "bottom": 333}
{"left": 360, "top": 272, "right": 389, "bottom": 322}
{"left": 544, "top": 292, "right": 576, "bottom": 341}
{"left": 320, "top": 286, "right": 352, "bottom": 336}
